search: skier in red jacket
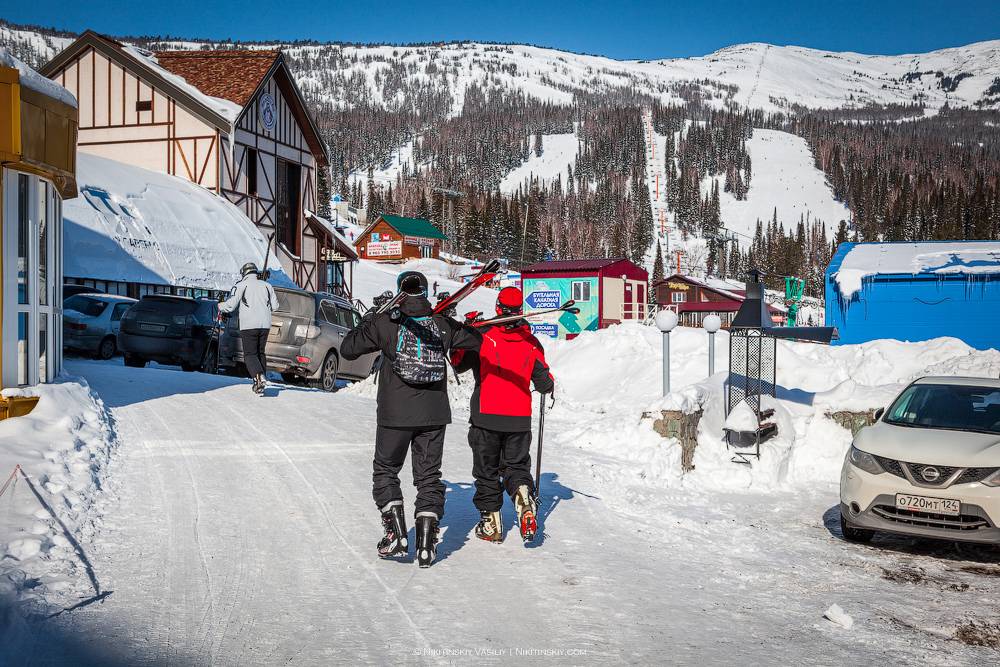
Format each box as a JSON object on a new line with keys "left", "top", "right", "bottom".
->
{"left": 451, "top": 287, "right": 554, "bottom": 543}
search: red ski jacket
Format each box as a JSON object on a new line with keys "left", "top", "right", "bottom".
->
{"left": 452, "top": 322, "right": 554, "bottom": 432}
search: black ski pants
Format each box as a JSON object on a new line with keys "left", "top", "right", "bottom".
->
{"left": 468, "top": 426, "right": 533, "bottom": 512}
{"left": 373, "top": 426, "right": 447, "bottom": 519}
{"left": 240, "top": 328, "right": 268, "bottom": 378}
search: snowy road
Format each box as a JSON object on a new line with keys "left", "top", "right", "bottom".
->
{"left": 16, "top": 360, "right": 1000, "bottom": 665}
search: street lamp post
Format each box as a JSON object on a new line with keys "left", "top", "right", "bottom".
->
{"left": 703, "top": 314, "right": 722, "bottom": 376}
{"left": 655, "top": 309, "right": 679, "bottom": 396}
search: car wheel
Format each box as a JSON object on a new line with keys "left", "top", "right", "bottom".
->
{"left": 318, "top": 352, "right": 339, "bottom": 392}
{"left": 124, "top": 354, "right": 147, "bottom": 368}
{"left": 201, "top": 346, "right": 218, "bottom": 374}
{"left": 96, "top": 336, "right": 117, "bottom": 360}
{"left": 840, "top": 512, "right": 875, "bottom": 543}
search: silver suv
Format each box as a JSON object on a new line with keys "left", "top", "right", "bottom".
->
{"left": 218, "top": 288, "right": 379, "bottom": 391}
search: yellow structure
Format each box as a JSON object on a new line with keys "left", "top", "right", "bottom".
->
{"left": 0, "top": 54, "right": 78, "bottom": 416}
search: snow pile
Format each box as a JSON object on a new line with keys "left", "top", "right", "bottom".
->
{"left": 833, "top": 241, "right": 1000, "bottom": 299}
{"left": 0, "top": 378, "right": 115, "bottom": 620}
{"left": 824, "top": 604, "right": 854, "bottom": 630}
{"left": 540, "top": 323, "right": 1000, "bottom": 493}
{"left": 64, "top": 153, "right": 293, "bottom": 291}
{"left": 0, "top": 48, "right": 77, "bottom": 107}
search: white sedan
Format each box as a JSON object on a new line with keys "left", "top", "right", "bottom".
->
{"left": 840, "top": 376, "right": 1000, "bottom": 545}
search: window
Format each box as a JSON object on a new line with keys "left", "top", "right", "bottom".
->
{"left": 246, "top": 148, "right": 258, "bottom": 196}
{"left": 39, "top": 314, "right": 47, "bottom": 382}
{"left": 38, "top": 182, "right": 47, "bottom": 306}
{"left": 111, "top": 303, "right": 132, "bottom": 322}
{"left": 17, "top": 313, "right": 29, "bottom": 386}
{"left": 571, "top": 280, "right": 591, "bottom": 302}
{"left": 17, "top": 174, "right": 29, "bottom": 305}
{"left": 135, "top": 100, "right": 152, "bottom": 112}
{"left": 671, "top": 292, "right": 687, "bottom": 303}
{"left": 64, "top": 295, "right": 108, "bottom": 317}
{"left": 319, "top": 301, "right": 339, "bottom": 325}
{"left": 336, "top": 305, "right": 356, "bottom": 328}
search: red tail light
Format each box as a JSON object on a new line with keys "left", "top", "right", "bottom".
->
{"left": 296, "top": 355, "right": 311, "bottom": 364}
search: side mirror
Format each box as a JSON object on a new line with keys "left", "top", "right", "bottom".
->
{"left": 873, "top": 407, "right": 885, "bottom": 421}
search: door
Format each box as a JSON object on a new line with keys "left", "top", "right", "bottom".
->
{"left": 624, "top": 282, "right": 634, "bottom": 320}
{"left": 110, "top": 302, "right": 131, "bottom": 336}
{"left": 275, "top": 160, "right": 301, "bottom": 255}
{"left": 2, "top": 170, "right": 60, "bottom": 387}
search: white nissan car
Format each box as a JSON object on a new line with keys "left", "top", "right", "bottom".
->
{"left": 840, "top": 377, "right": 1000, "bottom": 545}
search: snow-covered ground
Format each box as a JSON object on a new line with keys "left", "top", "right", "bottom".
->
{"left": 709, "top": 129, "right": 850, "bottom": 238}
{"left": 3, "top": 257, "right": 1000, "bottom": 663}
{"left": 499, "top": 131, "right": 579, "bottom": 194}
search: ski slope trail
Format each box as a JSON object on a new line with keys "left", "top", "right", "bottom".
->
{"left": 14, "top": 359, "right": 999, "bottom": 665}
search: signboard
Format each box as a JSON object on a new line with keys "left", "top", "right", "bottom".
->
{"left": 259, "top": 93, "right": 277, "bottom": 132}
{"left": 366, "top": 241, "right": 402, "bottom": 257}
{"left": 667, "top": 281, "right": 690, "bottom": 290}
{"left": 404, "top": 235, "right": 434, "bottom": 247}
{"left": 531, "top": 323, "right": 559, "bottom": 338}
{"left": 322, "top": 248, "right": 349, "bottom": 262}
{"left": 525, "top": 290, "right": 561, "bottom": 310}
{"left": 522, "top": 277, "right": 599, "bottom": 339}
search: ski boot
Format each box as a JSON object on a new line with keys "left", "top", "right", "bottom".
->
{"left": 377, "top": 501, "right": 408, "bottom": 558}
{"left": 474, "top": 510, "right": 504, "bottom": 543}
{"left": 415, "top": 512, "right": 439, "bottom": 568}
{"left": 513, "top": 485, "right": 538, "bottom": 543}
{"left": 253, "top": 374, "right": 266, "bottom": 396}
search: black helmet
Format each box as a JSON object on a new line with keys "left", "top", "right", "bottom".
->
{"left": 397, "top": 271, "right": 428, "bottom": 296}
{"left": 241, "top": 262, "right": 259, "bottom": 277}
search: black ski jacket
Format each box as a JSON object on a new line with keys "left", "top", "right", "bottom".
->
{"left": 342, "top": 296, "right": 482, "bottom": 428}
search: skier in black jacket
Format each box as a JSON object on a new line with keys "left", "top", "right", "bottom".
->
{"left": 341, "top": 270, "right": 481, "bottom": 568}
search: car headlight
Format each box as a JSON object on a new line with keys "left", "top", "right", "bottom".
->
{"left": 848, "top": 446, "right": 885, "bottom": 475}
{"left": 983, "top": 469, "right": 1000, "bottom": 487}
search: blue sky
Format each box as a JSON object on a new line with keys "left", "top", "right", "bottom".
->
{"left": 5, "top": 1, "right": 999, "bottom": 59}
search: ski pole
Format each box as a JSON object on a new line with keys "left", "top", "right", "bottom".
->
{"left": 534, "top": 392, "right": 545, "bottom": 501}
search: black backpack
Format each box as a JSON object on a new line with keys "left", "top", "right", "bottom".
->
{"left": 393, "top": 315, "right": 446, "bottom": 384}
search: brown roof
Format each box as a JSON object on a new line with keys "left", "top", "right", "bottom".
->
{"left": 153, "top": 50, "right": 279, "bottom": 107}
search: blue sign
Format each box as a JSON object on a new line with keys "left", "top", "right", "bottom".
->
{"left": 531, "top": 323, "right": 559, "bottom": 338}
{"left": 526, "top": 290, "right": 561, "bottom": 309}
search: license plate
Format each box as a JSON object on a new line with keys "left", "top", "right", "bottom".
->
{"left": 895, "top": 493, "right": 961, "bottom": 516}
{"left": 140, "top": 323, "right": 166, "bottom": 333}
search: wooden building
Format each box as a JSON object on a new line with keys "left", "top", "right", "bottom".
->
{"left": 521, "top": 259, "right": 648, "bottom": 339}
{"left": 1, "top": 52, "right": 78, "bottom": 406}
{"left": 40, "top": 31, "right": 335, "bottom": 291}
{"left": 354, "top": 214, "right": 446, "bottom": 261}
{"left": 653, "top": 273, "right": 784, "bottom": 328}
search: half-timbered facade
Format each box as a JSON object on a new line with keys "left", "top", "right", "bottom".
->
{"left": 40, "top": 31, "right": 332, "bottom": 291}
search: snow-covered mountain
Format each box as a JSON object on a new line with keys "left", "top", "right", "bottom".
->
{"left": 3, "top": 21, "right": 1000, "bottom": 112}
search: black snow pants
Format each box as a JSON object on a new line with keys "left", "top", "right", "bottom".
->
{"left": 468, "top": 426, "right": 533, "bottom": 512}
{"left": 373, "top": 426, "right": 447, "bottom": 519}
{"left": 240, "top": 328, "right": 268, "bottom": 378}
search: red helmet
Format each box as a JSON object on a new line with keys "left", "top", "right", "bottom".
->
{"left": 496, "top": 286, "right": 523, "bottom": 316}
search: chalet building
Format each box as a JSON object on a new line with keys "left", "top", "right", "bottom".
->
{"left": 40, "top": 31, "right": 336, "bottom": 291}
{"left": 653, "top": 273, "right": 785, "bottom": 328}
{"left": 354, "top": 214, "right": 446, "bottom": 261}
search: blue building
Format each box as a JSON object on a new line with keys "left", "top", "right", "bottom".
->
{"left": 825, "top": 241, "right": 1000, "bottom": 351}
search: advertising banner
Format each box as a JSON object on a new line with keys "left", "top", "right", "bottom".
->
{"left": 523, "top": 277, "right": 599, "bottom": 339}
{"left": 366, "top": 240, "right": 402, "bottom": 257}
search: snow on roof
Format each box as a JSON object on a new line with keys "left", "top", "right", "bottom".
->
{"left": 304, "top": 209, "right": 359, "bottom": 260}
{"left": 122, "top": 45, "right": 242, "bottom": 123}
{"left": 0, "top": 48, "right": 77, "bottom": 108}
{"left": 832, "top": 241, "right": 1000, "bottom": 299}
{"left": 64, "top": 153, "right": 293, "bottom": 291}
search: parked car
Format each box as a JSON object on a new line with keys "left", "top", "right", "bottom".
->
{"left": 840, "top": 377, "right": 1000, "bottom": 545}
{"left": 218, "top": 288, "right": 379, "bottom": 391}
{"left": 63, "top": 283, "right": 101, "bottom": 301}
{"left": 63, "top": 294, "right": 137, "bottom": 359}
{"left": 118, "top": 295, "right": 219, "bottom": 372}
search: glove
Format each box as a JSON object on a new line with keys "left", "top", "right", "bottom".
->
{"left": 464, "top": 311, "right": 482, "bottom": 324}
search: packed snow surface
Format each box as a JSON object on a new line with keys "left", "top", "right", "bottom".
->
{"left": 64, "top": 153, "right": 292, "bottom": 291}
{"left": 833, "top": 241, "right": 1000, "bottom": 298}
{"left": 711, "top": 129, "right": 849, "bottom": 237}
{"left": 499, "top": 131, "right": 579, "bottom": 194}
{"left": 0, "top": 48, "right": 77, "bottom": 107}
{"left": 5, "top": 258, "right": 1000, "bottom": 663}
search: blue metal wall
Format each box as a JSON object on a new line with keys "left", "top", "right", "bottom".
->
{"left": 825, "top": 243, "right": 1000, "bottom": 351}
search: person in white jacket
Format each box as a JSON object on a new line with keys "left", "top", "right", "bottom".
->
{"left": 218, "top": 263, "right": 279, "bottom": 395}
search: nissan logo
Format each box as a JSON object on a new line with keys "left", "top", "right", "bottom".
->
{"left": 921, "top": 466, "right": 941, "bottom": 483}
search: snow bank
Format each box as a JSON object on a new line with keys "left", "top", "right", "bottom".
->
{"left": 540, "top": 323, "right": 1000, "bottom": 493}
{"left": 0, "top": 48, "right": 77, "bottom": 108}
{"left": 833, "top": 242, "right": 1000, "bottom": 299}
{"left": 0, "top": 378, "right": 115, "bottom": 620}
{"left": 64, "top": 153, "right": 293, "bottom": 291}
